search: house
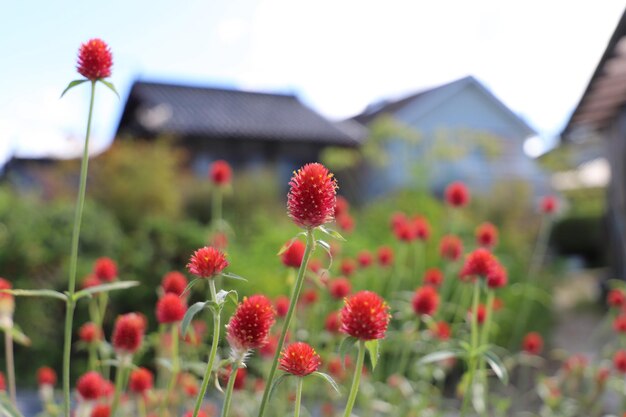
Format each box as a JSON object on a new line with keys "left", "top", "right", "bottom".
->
{"left": 561, "top": 8, "right": 626, "bottom": 277}
{"left": 351, "top": 76, "right": 549, "bottom": 199}
{"left": 115, "top": 81, "right": 366, "bottom": 183}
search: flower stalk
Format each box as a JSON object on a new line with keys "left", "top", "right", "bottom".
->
{"left": 220, "top": 363, "right": 239, "bottom": 417}
{"left": 342, "top": 340, "right": 366, "bottom": 417}
{"left": 460, "top": 279, "right": 481, "bottom": 417}
{"left": 294, "top": 377, "right": 303, "bottom": 417}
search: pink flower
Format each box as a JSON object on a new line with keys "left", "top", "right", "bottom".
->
{"left": 77, "top": 39, "right": 112, "bottom": 80}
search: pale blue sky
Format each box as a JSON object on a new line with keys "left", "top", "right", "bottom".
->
{"left": 1, "top": 0, "right": 625, "bottom": 164}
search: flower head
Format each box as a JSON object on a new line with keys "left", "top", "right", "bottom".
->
{"left": 445, "top": 181, "right": 470, "bottom": 207}
{"left": 475, "top": 222, "right": 498, "bottom": 249}
{"left": 279, "top": 342, "right": 322, "bottom": 377}
{"left": 226, "top": 295, "right": 275, "bottom": 356}
{"left": 440, "top": 235, "right": 463, "bottom": 261}
{"left": 522, "top": 332, "right": 543, "bottom": 355}
{"left": 357, "top": 250, "right": 373, "bottom": 268}
{"left": 274, "top": 296, "right": 290, "bottom": 318}
{"left": 432, "top": 321, "right": 451, "bottom": 340}
{"left": 209, "top": 160, "right": 232, "bottom": 186}
{"left": 129, "top": 367, "right": 153, "bottom": 394}
{"left": 187, "top": 246, "right": 229, "bottom": 278}
{"left": 77, "top": 39, "right": 112, "bottom": 80}
{"left": 608, "top": 289, "right": 626, "bottom": 308}
{"left": 413, "top": 216, "right": 430, "bottom": 241}
{"left": 340, "top": 258, "right": 356, "bottom": 277}
{"left": 0, "top": 372, "right": 4, "bottom": 391}
{"left": 614, "top": 314, "right": 626, "bottom": 333}
{"left": 424, "top": 268, "right": 444, "bottom": 288}
{"left": 219, "top": 366, "right": 248, "bottom": 390}
{"left": 0, "top": 278, "right": 14, "bottom": 321}
{"left": 156, "top": 293, "right": 187, "bottom": 324}
{"left": 93, "top": 257, "right": 117, "bottom": 282}
{"left": 79, "top": 322, "right": 101, "bottom": 344}
{"left": 460, "top": 249, "right": 498, "bottom": 279}
{"left": 325, "top": 311, "right": 340, "bottom": 333}
{"left": 287, "top": 163, "right": 337, "bottom": 228}
{"left": 340, "top": 291, "right": 390, "bottom": 340}
{"left": 329, "top": 277, "right": 351, "bottom": 300}
{"left": 337, "top": 214, "right": 355, "bottom": 233}
{"left": 377, "top": 246, "right": 394, "bottom": 267}
{"left": 37, "top": 367, "right": 57, "bottom": 386}
{"left": 90, "top": 405, "right": 110, "bottom": 417}
{"left": 112, "top": 313, "right": 146, "bottom": 354}
{"left": 469, "top": 304, "right": 487, "bottom": 325}
{"left": 76, "top": 371, "right": 104, "bottom": 400}
{"left": 81, "top": 274, "right": 101, "bottom": 289}
{"left": 615, "top": 350, "right": 626, "bottom": 373}
{"left": 486, "top": 263, "right": 508, "bottom": 289}
{"left": 281, "top": 239, "right": 305, "bottom": 269}
{"left": 161, "top": 271, "right": 188, "bottom": 296}
{"left": 541, "top": 196, "right": 558, "bottom": 214}
{"left": 334, "top": 196, "right": 350, "bottom": 218}
{"left": 412, "top": 286, "right": 439, "bottom": 316}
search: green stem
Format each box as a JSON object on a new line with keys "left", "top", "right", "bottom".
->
{"left": 294, "top": 377, "right": 303, "bottom": 417}
{"left": 460, "top": 279, "right": 481, "bottom": 417}
{"left": 138, "top": 396, "right": 147, "bottom": 417}
{"left": 396, "top": 319, "right": 420, "bottom": 375}
{"left": 220, "top": 363, "right": 239, "bottom": 417}
{"left": 111, "top": 357, "right": 129, "bottom": 417}
{"left": 4, "top": 329, "right": 15, "bottom": 404}
{"left": 88, "top": 342, "right": 97, "bottom": 371}
{"left": 212, "top": 187, "right": 223, "bottom": 231}
{"left": 342, "top": 340, "right": 366, "bottom": 417}
{"left": 477, "top": 291, "right": 494, "bottom": 417}
{"left": 163, "top": 324, "right": 180, "bottom": 417}
{"left": 63, "top": 80, "right": 96, "bottom": 417}
{"left": 192, "top": 280, "right": 221, "bottom": 417}
{"left": 257, "top": 228, "right": 315, "bottom": 417}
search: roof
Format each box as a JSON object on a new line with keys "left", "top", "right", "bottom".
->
{"left": 116, "top": 81, "right": 363, "bottom": 147}
{"left": 562, "top": 9, "right": 626, "bottom": 138}
{"left": 352, "top": 76, "right": 536, "bottom": 137}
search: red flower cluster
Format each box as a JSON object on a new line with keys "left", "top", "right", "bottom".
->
{"left": 439, "top": 235, "right": 463, "bottom": 261}
{"left": 93, "top": 257, "right": 117, "bottom": 282}
{"left": 340, "top": 259, "right": 356, "bottom": 277}
{"left": 615, "top": 350, "right": 626, "bottom": 373}
{"left": 226, "top": 295, "right": 276, "bottom": 353}
{"left": 413, "top": 216, "right": 430, "bottom": 241}
{"left": 486, "top": 263, "right": 508, "bottom": 289}
{"left": 541, "top": 195, "right": 558, "bottom": 214}
{"left": 77, "top": 371, "right": 105, "bottom": 400}
{"left": 522, "top": 332, "right": 543, "bottom": 355}
{"left": 279, "top": 342, "right": 321, "bottom": 377}
{"left": 79, "top": 322, "right": 101, "bottom": 343}
{"left": 340, "top": 291, "right": 390, "bottom": 340}
{"left": 432, "top": 321, "right": 451, "bottom": 340}
{"left": 112, "top": 313, "right": 146, "bottom": 354}
{"left": 475, "top": 222, "right": 498, "bottom": 249}
{"left": 37, "top": 367, "right": 57, "bottom": 386}
{"left": 460, "top": 249, "right": 502, "bottom": 281}
{"left": 209, "top": 160, "right": 232, "bottom": 186}
{"left": 377, "top": 246, "right": 394, "bottom": 267}
{"left": 469, "top": 304, "right": 487, "bottom": 325}
{"left": 287, "top": 163, "right": 337, "bottom": 229}
{"left": 77, "top": 39, "right": 112, "bottom": 80}
{"left": 424, "top": 268, "right": 443, "bottom": 288}
{"left": 614, "top": 314, "right": 626, "bottom": 333}
{"left": 129, "top": 367, "right": 153, "bottom": 394}
{"left": 329, "top": 277, "right": 351, "bottom": 299}
{"left": 90, "top": 404, "right": 110, "bottom": 417}
{"left": 445, "top": 181, "right": 470, "bottom": 207}
{"left": 357, "top": 250, "right": 373, "bottom": 268}
{"left": 281, "top": 239, "right": 305, "bottom": 268}
{"left": 412, "top": 286, "right": 439, "bottom": 316}
{"left": 608, "top": 289, "right": 625, "bottom": 308}
{"left": 187, "top": 246, "right": 229, "bottom": 279}
{"left": 156, "top": 293, "right": 187, "bottom": 324}
{"left": 161, "top": 271, "right": 188, "bottom": 297}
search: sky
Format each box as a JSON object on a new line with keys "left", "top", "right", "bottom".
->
{"left": 1, "top": 0, "right": 625, "bottom": 166}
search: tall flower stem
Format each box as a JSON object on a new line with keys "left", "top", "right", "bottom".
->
{"left": 163, "top": 324, "right": 180, "bottom": 417}
{"left": 293, "top": 377, "right": 303, "bottom": 417}
{"left": 342, "top": 340, "right": 366, "bottom": 417}
{"left": 212, "top": 188, "right": 223, "bottom": 231}
{"left": 192, "top": 280, "right": 221, "bottom": 417}
{"left": 63, "top": 80, "right": 96, "bottom": 417}
{"left": 4, "top": 330, "right": 15, "bottom": 403}
{"left": 257, "top": 228, "right": 315, "bottom": 417}
{"left": 111, "top": 357, "right": 130, "bottom": 417}
{"left": 477, "top": 290, "right": 495, "bottom": 416}
{"left": 220, "top": 363, "right": 239, "bottom": 417}
{"left": 460, "top": 279, "right": 481, "bottom": 417}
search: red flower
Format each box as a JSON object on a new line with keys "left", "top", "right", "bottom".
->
{"left": 337, "top": 214, "right": 355, "bottom": 233}
{"left": 0, "top": 372, "right": 4, "bottom": 391}
{"left": 493, "top": 297, "right": 505, "bottom": 311}
{"left": 81, "top": 274, "right": 101, "bottom": 289}
{"left": 393, "top": 220, "right": 416, "bottom": 242}
{"left": 156, "top": 293, "right": 187, "bottom": 324}
{"left": 308, "top": 259, "right": 322, "bottom": 273}
{"left": 112, "top": 313, "right": 146, "bottom": 354}
{"left": 90, "top": 404, "right": 110, "bottom": 417}
{"left": 432, "top": 321, "right": 451, "bottom": 340}
{"left": 187, "top": 246, "right": 229, "bottom": 278}
{"left": 77, "top": 39, "right": 112, "bottom": 80}
{"left": 79, "top": 322, "right": 101, "bottom": 344}
{"left": 281, "top": 240, "right": 305, "bottom": 268}
{"left": 0, "top": 278, "right": 12, "bottom": 300}
{"left": 522, "top": 332, "right": 543, "bottom": 355}
{"left": 424, "top": 268, "right": 443, "bottom": 288}
{"left": 377, "top": 246, "right": 394, "bottom": 267}
{"left": 413, "top": 216, "right": 430, "bottom": 241}
{"left": 439, "top": 235, "right": 463, "bottom": 261}
{"left": 219, "top": 366, "right": 247, "bottom": 390}
{"left": 412, "top": 286, "right": 439, "bottom": 316}
{"left": 460, "top": 249, "right": 498, "bottom": 279}
{"left": 93, "top": 257, "right": 117, "bottom": 282}
{"left": 596, "top": 367, "right": 610, "bottom": 386}
{"left": 334, "top": 196, "right": 350, "bottom": 218}
{"left": 340, "top": 291, "right": 390, "bottom": 340}
{"left": 608, "top": 289, "right": 625, "bottom": 308}
{"left": 287, "top": 163, "right": 337, "bottom": 228}
{"left": 325, "top": 311, "right": 340, "bottom": 333}
{"left": 329, "top": 278, "right": 351, "bottom": 300}
{"left": 226, "top": 295, "right": 275, "bottom": 353}
{"left": 209, "top": 160, "right": 232, "bottom": 186}
{"left": 183, "top": 412, "right": 209, "bottom": 417}
{"left": 357, "top": 250, "right": 373, "bottom": 268}
{"left": 469, "top": 304, "right": 487, "bottom": 325}
{"left": 390, "top": 212, "right": 408, "bottom": 229}
{"left": 279, "top": 342, "right": 322, "bottom": 377}
{"left": 274, "top": 296, "right": 290, "bottom": 318}
{"left": 475, "top": 222, "right": 498, "bottom": 249}
{"left": 129, "top": 367, "right": 153, "bottom": 394}
{"left": 301, "top": 288, "right": 318, "bottom": 305}
{"left": 614, "top": 314, "right": 626, "bottom": 333}
{"left": 486, "top": 264, "right": 508, "bottom": 289}
{"left": 76, "top": 371, "right": 104, "bottom": 400}
{"left": 161, "top": 271, "right": 188, "bottom": 297}
{"left": 0, "top": 278, "right": 14, "bottom": 318}
{"left": 37, "top": 367, "right": 57, "bottom": 386}
{"left": 563, "top": 354, "right": 588, "bottom": 373}
{"left": 340, "top": 259, "right": 356, "bottom": 277}
{"left": 445, "top": 181, "right": 470, "bottom": 207}
{"left": 541, "top": 196, "right": 558, "bottom": 214}
{"left": 615, "top": 350, "right": 626, "bottom": 373}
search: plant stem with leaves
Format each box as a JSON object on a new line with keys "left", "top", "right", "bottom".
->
{"left": 460, "top": 279, "right": 481, "bottom": 417}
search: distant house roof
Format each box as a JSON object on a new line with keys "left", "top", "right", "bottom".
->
{"left": 352, "top": 75, "right": 536, "bottom": 137}
{"left": 116, "top": 81, "right": 363, "bottom": 147}
{"left": 562, "top": 9, "right": 626, "bottom": 139}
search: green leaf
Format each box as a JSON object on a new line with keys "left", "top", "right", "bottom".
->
{"left": 60, "top": 79, "right": 88, "bottom": 97}
{"left": 98, "top": 79, "right": 120, "bottom": 99}
{"left": 417, "top": 349, "right": 463, "bottom": 365}
{"left": 0, "top": 392, "right": 25, "bottom": 417}
{"left": 156, "top": 358, "right": 173, "bottom": 372}
{"left": 338, "top": 336, "right": 358, "bottom": 364}
{"left": 364, "top": 339, "right": 380, "bottom": 369}
{"left": 318, "top": 226, "right": 346, "bottom": 241}
{"left": 221, "top": 272, "right": 247, "bottom": 282}
{"left": 0, "top": 289, "right": 67, "bottom": 301}
{"left": 9, "top": 324, "right": 31, "bottom": 347}
{"left": 74, "top": 281, "right": 140, "bottom": 300}
{"left": 268, "top": 373, "right": 291, "bottom": 399}
{"left": 181, "top": 278, "right": 201, "bottom": 297}
{"left": 215, "top": 290, "right": 238, "bottom": 307}
{"left": 316, "top": 239, "right": 331, "bottom": 252}
{"left": 484, "top": 350, "right": 509, "bottom": 385}
{"left": 181, "top": 301, "right": 208, "bottom": 336}
{"left": 311, "top": 372, "right": 341, "bottom": 394}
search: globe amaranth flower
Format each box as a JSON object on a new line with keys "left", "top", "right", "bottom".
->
{"left": 522, "top": 332, "right": 543, "bottom": 355}
{"left": 445, "top": 181, "right": 470, "bottom": 207}
{"left": 615, "top": 350, "right": 626, "bottom": 373}
{"left": 93, "top": 257, "right": 117, "bottom": 282}
{"left": 77, "top": 371, "right": 105, "bottom": 400}
{"left": 77, "top": 39, "right": 112, "bottom": 81}
{"left": 156, "top": 293, "right": 187, "bottom": 324}
{"left": 468, "top": 304, "right": 487, "bottom": 325}
{"left": 413, "top": 215, "right": 430, "bottom": 241}
{"left": 440, "top": 235, "right": 463, "bottom": 261}
{"left": 486, "top": 263, "right": 508, "bottom": 289}
{"left": 281, "top": 239, "right": 305, "bottom": 268}
{"left": 219, "top": 366, "right": 247, "bottom": 390}
{"left": 274, "top": 295, "right": 290, "bottom": 318}
{"left": 0, "top": 278, "right": 14, "bottom": 326}
{"left": 187, "top": 246, "right": 229, "bottom": 278}
{"left": 81, "top": 274, "right": 101, "bottom": 289}
{"left": 0, "top": 372, "right": 5, "bottom": 391}
{"left": 79, "top": 322, "right": 102, "bottom": 344}
{"left": 161, "top": 271, "right": 188, "bottom": 296}
{"left": 209, "top": 160, "right": 232, "bottom": 186}
{"left": 129, "top": 367, "right": 153, "bottom": 394}
{"left": 325, "top": 311, "right": 340, "bottom": 334}
{"left": 432, "top": 321, "right": 451, "bottom": 341}
{"left": 357, "top": 250, "right": 373, "bottom": 268}
{"left": 90, "top": 404, "right": 111, "bottom": 417}
{"left": 334, "top": 195, "right": 350, "bottom": 218}
{"left": 329, "top": 277, "right": 351, "bottom": 300}
{"left": 279, "top": 342, "right": 321, "bottom": 377}
{"left": 226, "top": 295, "right": 275, "bottom": 360}
{"left": 287, "top": 163, "right": 337, "bottom": 229}
{"left": 37, "top": 367, "right": 57, "bottom": 386}
{"left": 340, "top": 258, "right": 356, "bottom": 277}
{"left": 340, "top": 291, "right": 390, "bottom": 340}
{"left": 112, "top": 313, "right": 146, "bottom": 355}
{"left": 412, "top": 286, "right": 439, "bottom": 316}
{"left": 608, "top": 289, "right": 626, "bottom": 308}
{"left": 614, "top": 314, "right": 626, "bottom": 333}
{"left": 377, "top": 246, "right": 394, "bottom": 267}
{"left": 460, "top": 248, "right": 499, "bottom": 279}
{"left": 541, "top": 195, "right": 558, "bottom": 214}
{"left": 475, "top": 222, "right": 498, "bottom": 249}
{"left": 337, "top": 214, "right": 355, "bottom": 233}
{"left": 424, "top": 268, "right": 444, "bottom": 288}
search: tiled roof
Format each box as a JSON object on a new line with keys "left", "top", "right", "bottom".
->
{"left": 116, "top": 81, "right": 363, "bottom": 146}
